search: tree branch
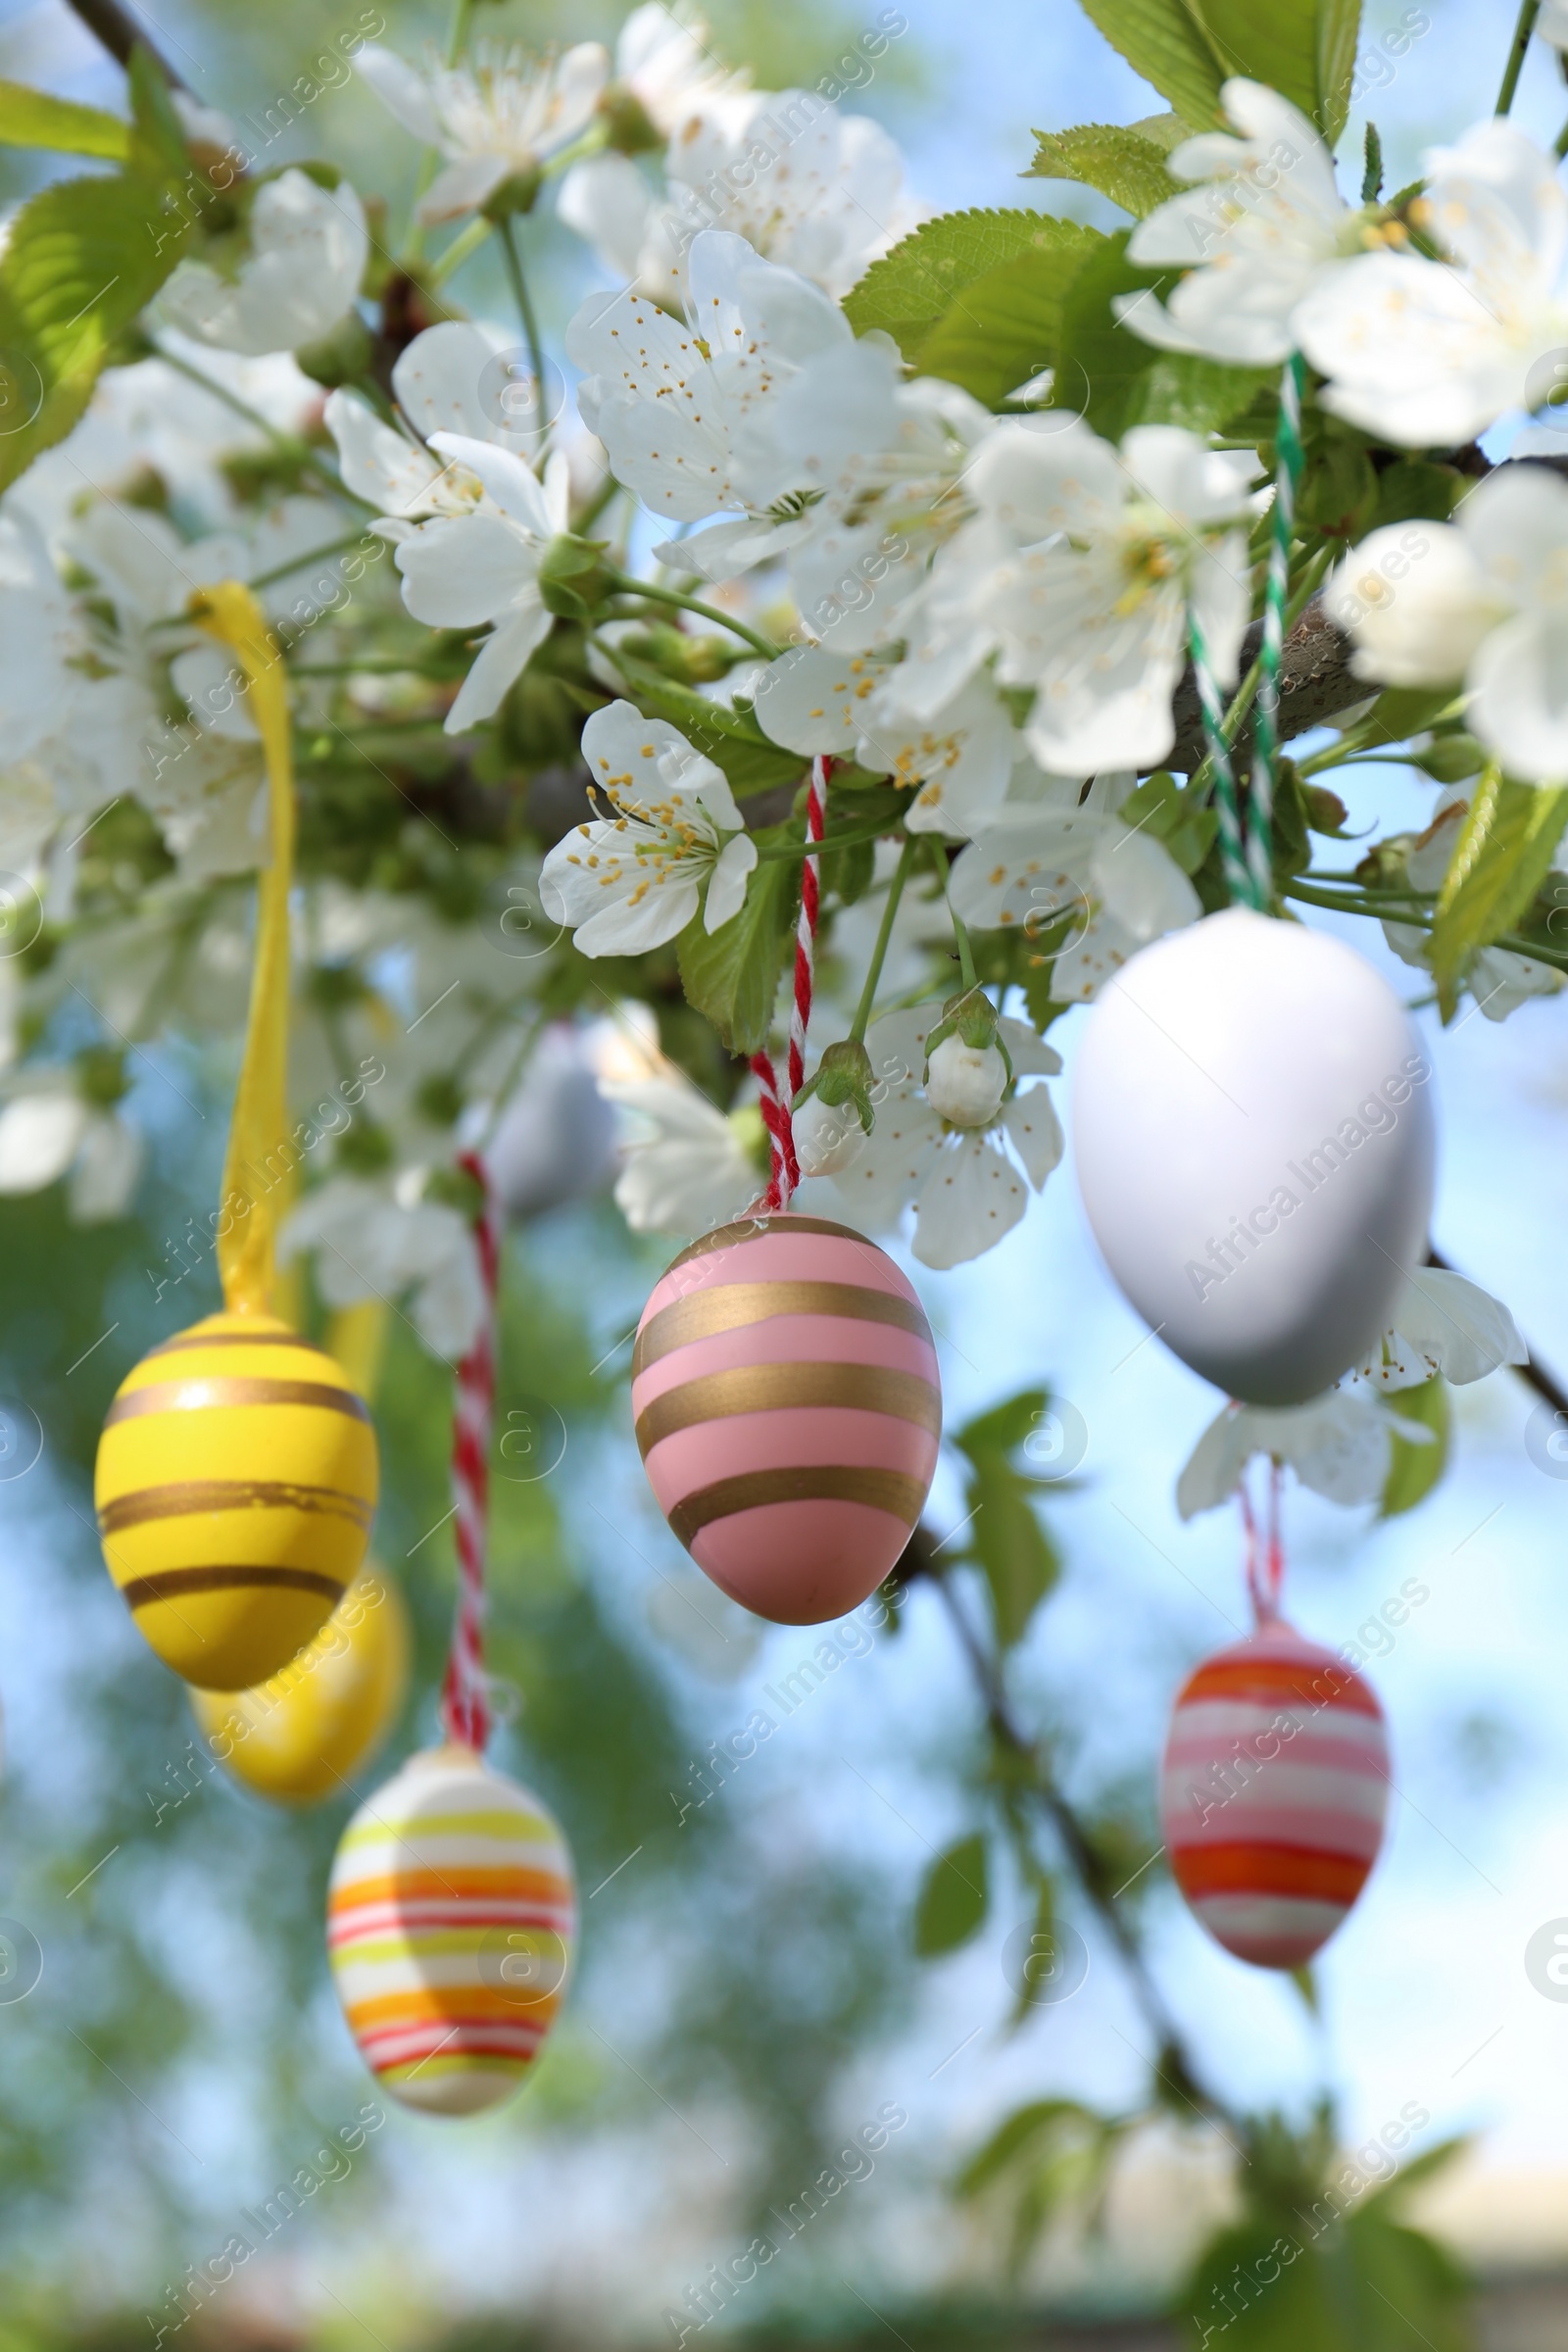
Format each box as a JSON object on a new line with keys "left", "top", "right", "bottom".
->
{"left": 61, "top": 0, "right": 187, "bottom": 85}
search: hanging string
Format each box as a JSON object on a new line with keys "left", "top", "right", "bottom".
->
{"left": 440, "top": 1149, "right": 502, "bottom": 1752}
{"left": 189, "top": 582, "right": 296, "bottom": 1317}
{"left": 747, "top": 756, "right": 830, "bottom": 1215}
{"left": 1247, "top": 353, "right": 1306, "bottom": 908}
{"left": 1238, "top": 1458, "right": 1286, "bottom": 1628}
{"left": 1189, "top": 610, "right": 1258, "bottom": 912}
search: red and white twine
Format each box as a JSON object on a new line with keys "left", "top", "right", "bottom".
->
{"left": 1239, "top": 1457, "right": 1285, "bottom": 1629}
{"left": 749, "top": 755, "right": 830, "bottom": 1214}
{"left": 441, "top": 1148, "right": 502, "bottom": 1751}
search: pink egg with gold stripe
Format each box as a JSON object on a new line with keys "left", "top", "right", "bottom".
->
{"left": 633, "top": 1213, "right": 941, "bottom": 1624}
{"left": 1160, "top": 1619, "right": 1390, "bottom": 1970}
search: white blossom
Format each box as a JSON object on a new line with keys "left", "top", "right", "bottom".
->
{"left": 888, "top": 418, "right": 1257, "bottom": 774}
{"left": 1345, "top": 1266, "right": 1526, "bottom": 1391}
{"left": 325, "top": 321, "right": 543, "bottom": 524}
{"left": 0, "top": 1085, "right": 142, "bottom": 1224}
{"left": 358, "top": 39, "right": 609, "bottom": 223}
{"left": 947, "top": 785, "right": 1201, "bottom": 1002}
{"left": 389, "top": 434, "right": 567, "bottom": 733}
{"left": 1326, "top": 466, "right": 1568, "bottom": 783}
{"left": 753, "top": 647, "right": 1015, "bottom": 836}
{"left": 160, "top": 171, "right": 368, "bottom": 358}
{"left": 557, "top": 4, "right": 747, "bottom": 271}
{"left": 540, "top": 701, "right": 758, "bottom": 954}
{"left": 599, "top": 1067, "right": 761, "bottom": 1234}
{"left": 829, "top": 1006, "right": 1063, "bottom": 1269}
{"left": 1297, "top": 119, "right": 1568, "bottom": 448}
{"left": 1176, "top": 1390, "right": 1431, "bottom": 1518}
{"left": 1118, "top": 79, "right": 1354, "bottom": 367}
{"left": 280, "top": 1177, "right": 484, "bottom": 1360}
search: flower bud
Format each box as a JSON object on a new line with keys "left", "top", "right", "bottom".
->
{"left": 794, "top": 1093, "right": 867, "bottom": 1178}
{"left": 925, "top": 1034, "right": 1006, "bottom": 1127}
{"left": 538, "top": 534, "right": 619, "bottom": 619}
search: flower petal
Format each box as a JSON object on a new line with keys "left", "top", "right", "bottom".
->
{"left": 911, "top": 1132, "right": 1027, "bottom": 1267}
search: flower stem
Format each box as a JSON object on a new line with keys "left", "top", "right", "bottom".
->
{"left": 850, "top": 832, "right": 919, "bottom": 1044}
{"left": 610, "top": 573, "right": 779, "bottom": 660}
{"left": 1497, "top": 0, "right": 1542, "bottom": 112}
{"left": 427, "top": 216, "right": 494, "bottom": 286}
{"left": 498, "top": 214, "right": 550, "bottom": 446}
{"left": 154, "top": 344, "right": 368, "bottom": 509}
{"left": 246, "top": 530, "right": 373, "bottom": 595}
{"left": 933, "top": 839, "right": 978, "bottom": 988}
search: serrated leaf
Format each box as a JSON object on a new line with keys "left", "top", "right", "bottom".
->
{"left": 1121, "top": 350, "right": 1276, "bottom": 434}
{"left": 842, "top": 209, "right": 1084, "bottom": 362}
{"left": 915, "top": 228, "right": 1106, "bottom": 408}
{"left": 1051, "top": 229, "right": 1166, "bottom": 438}
{"left": 0, "top": 81, "right": 129, "bottom": 160}
{"left": 1077, "top": 0, "right": 1363, "bottom": 146}
{"left": 674, "top": 844, "right": 797, "bottom": 1054}
{"left": 1027, "top": 122, "right": 1180, "bottom": 217}
{"left": 1380, "top": 1377, "right": 1449, "bottom": 1518}
{"left": 1429, "top": 768, "right": 1568, "bottom": 1020}
{"left": 913, "top": 1832, "right": 988, "bottom": 1956}
{"left": 1075, "top": 0, "right": 1230, "bottom": 133}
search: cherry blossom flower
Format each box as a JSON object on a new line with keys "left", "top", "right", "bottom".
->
{"left": 598, "top": 1068, "right": 762, "bottom": 1233}
{"left": 326, "top": 322, "right": 543, "bottom": 525}
{"left": 0, "top": 1082, "right": 143, "bottom": 1224}
{"left": 160, "top": 171, "right": 368, "bottom": 358}
{"left": 947, "top": 786, "right": 1200, "bottom": 1002}
{"left": 827, "top": 1006, "right": 1063, "bottom": 1269}
{"left": 1118, "top": 79, "right": 1354, "bottom": 366}
{"left": 540, "top": 701, "right": 758, "bottom": 954}
{"left": 886, "top": 418, "right": 1257, "bottom": 774}
{"left": 1344, "top": 1266, "right": 1526, "bottom": 1390}
{"left": 281, "top": 1176, "right": 484, "bottom": 1359}
{"left": 1326, "top": 466, "right": 1568, "bottom": 783}
{"left": 753, "top": 647, "right": 1016, "bottom": 836}
{"left": 1297, "top": 119, "right": 1568, "bottom": 447}
{"left": 388, "top": 432, "right": 567, "bottom": 733}
{"left": 357, "top": 39, "right": 609, "bottom": 223}
{"left": 1382, "top": 796, "right": 1562, "bottom": 1019}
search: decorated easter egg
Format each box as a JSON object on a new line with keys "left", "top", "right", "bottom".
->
{"left": 189, "top": 1564, "right": 410, "bottom": 1805}
{"left": 95, "top": 1312, "right": 379, "bottom": 1690}
{"left": 327, "top": 1744, "right": 575, "bottom": 2116}
{"left": 633, "top": 1212, "right": 940, "bottom": 1624}
{"left": 1160, "top": 1620, "right": 1390, "bottom": 1969}
{"left": 1071, "top": 908, "right": 1436, "bottom": 1404}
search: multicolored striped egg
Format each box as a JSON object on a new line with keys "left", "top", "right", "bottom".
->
{"left": 633, "top": 1213, "right": 941, "bottom": 1625}
{"left": 94, "top": 1312, "right": 378, "bottom": 1690}
{"left": 1160, "top": 1619, "right": 1390, "bottom": 1969}
{"left": 189, "top": 1564, "right": 410, "bottom": 1805}
{"left": 327, "top": 1745, "right": 575, "bottom": 2116}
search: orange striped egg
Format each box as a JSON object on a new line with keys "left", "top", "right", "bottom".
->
{"left": 1160, "top": 1620, "right": 1390, "bottom": 1970}
{"left": 633, "top": 1213, "right": 940, "bottom": 1625}
{"left": 327, "top": 1745, "right": 575, "bottom": 2116}
{"left": 94, "top": 1312, "right": 378, "bottom": 1690}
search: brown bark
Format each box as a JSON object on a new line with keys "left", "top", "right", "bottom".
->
{"left": 1166, "top": 594, "right": 1364, "bottom": 775}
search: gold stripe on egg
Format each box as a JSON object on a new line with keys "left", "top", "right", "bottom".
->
{"left": 97, "top": 1478, "right": 376, "bottom": 1534}
{"left": 120, "top": 1564, "right": 347, "bottom": 1609}
{"left": 105, "top": 1378, "right": 370, "bottom": 1425}
{"left": 668, "top": 1464, "right": 928, "bottom": 1546}
{"left": 662, "top": 1214, "right": 872, "bottom": 1273}
{"left": 634, "top": 1362, "right": 941, "bottom": 1457}
{"left": 634, "top": 1282, "right": 930, "bottom": 1377}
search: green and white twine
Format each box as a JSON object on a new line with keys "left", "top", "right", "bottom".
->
{"left": 1187, "top": 352, "right": 1307, "bottom": 914}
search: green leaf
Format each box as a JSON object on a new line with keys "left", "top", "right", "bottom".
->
{"left": 1118, "top": 771, "right": 1220, "bottom": 873}
{"left": 841, "top": 209, "right": 1078, "bottom": 362}
{"left": 1074, "top": 0, "right": 1228, "bottom": 133}
{"left": 1026, "top": 122, "right": 1180, "bottom": 217}
{"left": 957, "top": 2097, "right": 1127, "bottom": 2275}
{"left": 955, "top": 1388, "right": 1052, "bottom": 1460}
{"left": 1005, "top": 1879, "right": 1059, "bottom": 2029}
{"left": 913, "top": 1832, "right": 989, "bottom": 1956}
{"left": 0, "top": 81, "right": 129, "bottom": 160}
{"left": 1121, "top": 350, "right": 1276, "bottom": 434}
{"left": 1358, "top": 2134, "right": 1470, "bottom": 2214}
{"left": 674, "top": 845, "right": 797, "bottom": 1054}
{"left": 966, "top": 1466, "right": 1060, "bottom": 1647}
{"left": 1429, "top": 768, "right": 1568, "bottom": 1020}
{"left": 0, "top": 50, "right": 196, "bottom": 496}
{"left": 1076, "top": 0, "right": 1363, "bottom": 146}
{"left": 1380, "top": 1377, "right": 1449, "bottom": 1518}
{"left": 916, "top": 227, "right": 1106, "bottom": 408}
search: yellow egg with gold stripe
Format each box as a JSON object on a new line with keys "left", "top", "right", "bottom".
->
{"left": 94, "top": 1312, "right": 379, "bottom": 1690}
{"left": 189, "top": 1564, "right": 409, "bottom": 1804}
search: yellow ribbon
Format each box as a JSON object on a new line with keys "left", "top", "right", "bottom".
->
{"left": 190, "top": 582, "right": 296, "bottom": 1319}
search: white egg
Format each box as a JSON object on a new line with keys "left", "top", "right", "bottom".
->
{"left": 1071, "top": 909, "right": 1436, "bottom": 1404}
